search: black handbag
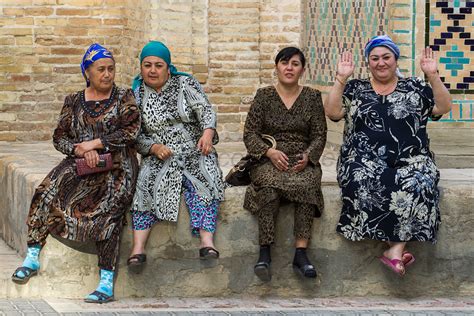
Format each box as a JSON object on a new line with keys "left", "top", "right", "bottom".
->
{"left": 225, "top": 134, "right": 276, "bottom": 186}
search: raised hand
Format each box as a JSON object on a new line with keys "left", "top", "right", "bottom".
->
{"left": 420, "top": 47, "right": 438, "bottom": 78}
{"left": 336, "top": 51, "right": 355, "bottom": 81}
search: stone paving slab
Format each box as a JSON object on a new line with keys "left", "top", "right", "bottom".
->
{"left": 0, "top": 297, "right": 473, "bottom": 315}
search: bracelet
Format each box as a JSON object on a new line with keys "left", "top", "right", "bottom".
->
{"left": 335, "top": 76, "right": 346, "bottom": 86}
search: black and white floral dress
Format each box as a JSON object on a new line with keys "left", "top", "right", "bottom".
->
{"left": 336, "top": 77, "right": 441, "bottom": 243}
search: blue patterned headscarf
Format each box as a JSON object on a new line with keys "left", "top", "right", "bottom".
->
{"left": 81, "top": 43, "right": 114, "bottom": 87}
{"left": 364, "top": 35, "right": 400, "bottom": 60}
{"left": 132, "top": 41, "right": 189, "bottom": 90}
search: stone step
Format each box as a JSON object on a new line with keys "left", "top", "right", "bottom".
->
{"left": 0, "top": 141, "right": 473, "bottom": 299}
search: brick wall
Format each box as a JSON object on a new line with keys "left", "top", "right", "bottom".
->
{"left": 0, "top": 0, "right": 129, "bottom": 141}
{"left": 0, "top": 0, "right": 304, "bottom": 142}
{"left": 2, "top": 1, "right": 469, "bottom": 143}
{"left": 120, "top": 0, "right": 148, "bottom": 90}
{"left": 207, "top": 0, "right": 302, "bottom": 141}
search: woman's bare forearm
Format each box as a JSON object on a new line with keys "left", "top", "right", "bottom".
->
{"left": 324, "top": 77, "right": 346, "bottom": 121}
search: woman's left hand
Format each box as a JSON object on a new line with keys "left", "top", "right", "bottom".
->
{"left": 84, "top": 150, "right": 100, "bottom": 168}
{"left": 420, "top": 47, "right": 438, "bottom": 78}
{"left": 197, "top": 129, "right": 215, "bottom": 156}
{"left": 292, "top": 152, "right": 309, "bottom": 172}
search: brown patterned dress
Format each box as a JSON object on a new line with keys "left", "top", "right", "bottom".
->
{"left": 243, "top": 86, "right": 327, "bottom": 244}
{"left": 26, "top": 87, "right": 140, "bottom": 270}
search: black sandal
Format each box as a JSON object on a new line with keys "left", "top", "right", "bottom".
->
{"left": 127, "top": 254, "right": 146, "bottom": 274}
{"left": 84, "top": 290, "right": 114, "bottom": 304}
{"left": 12, "top": 266, "right": 38, "bottom": 284}
{"left": 199, "top": 247, "right": 219, "bottom": 259}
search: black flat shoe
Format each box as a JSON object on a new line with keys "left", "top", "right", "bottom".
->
{"left": 293, "top": 262, "right": 317, "bottom": 278}
{"left": 293, "top": 248, "right": 317, "bottom": 278}
{"left": 254, "top": 261, "right": 271, "bottom": 282}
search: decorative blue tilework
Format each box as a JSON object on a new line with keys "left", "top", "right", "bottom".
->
{"left": 303, "top": 0, "right": 388, "bottom": 86}
{"left": 428, "top": 0, "right": 473, "bottom": 93}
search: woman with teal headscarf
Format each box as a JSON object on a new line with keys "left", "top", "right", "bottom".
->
{"left": 127, "top": 41, "right": 225, "bottom": 271}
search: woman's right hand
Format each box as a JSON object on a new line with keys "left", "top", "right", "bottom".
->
{"left": 336, "top": 51, "right": 355, "bottom": 82}
{"left": 150, "top": 143, "right": 172, "bottom": 160}
{"left": 266, "top": 148, "right": 289, "bottom": 171}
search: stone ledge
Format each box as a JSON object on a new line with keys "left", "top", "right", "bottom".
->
{"left": 0, "top": 142, "right": 473, "bottom": 299}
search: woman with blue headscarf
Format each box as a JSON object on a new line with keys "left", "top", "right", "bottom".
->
{"left": 325, "top": 35, "right": 452, "bottom": 276}
{"left": 11, "top": 43, "right": 140, "bottom": 303}
{"left": 127, "top": 41, "right": 224, "bottom": 270}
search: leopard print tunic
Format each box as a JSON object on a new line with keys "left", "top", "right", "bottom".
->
{"left": 243, "top": 86, "right": 327, "bottom": 216}
{"left": 131, "top": 75, "right": 225, "bottom": 222}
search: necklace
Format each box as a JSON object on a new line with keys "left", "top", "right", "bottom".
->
{"left": 275, "top": 84, "right": 303, "bottom": 109}
{"left": 81, "top": 85, "right": 116, "bottom": 118}
{"left": 371, "top": 78, "right": 398, "bottom": 96}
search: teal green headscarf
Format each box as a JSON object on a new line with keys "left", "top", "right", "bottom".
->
{"left": 132, "top": 41, "right": 190, "bottom": 90}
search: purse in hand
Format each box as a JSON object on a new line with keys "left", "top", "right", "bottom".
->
{"left": 225, "top": 134, "right": 276, "bottom": 186}
{"left": 76, "top": 153, "right": 114, "bottom": 176}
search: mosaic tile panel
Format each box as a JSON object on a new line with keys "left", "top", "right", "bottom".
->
{"left": 439, "top": 99, "right": 474, "bottom": 121}
{"left": 303, "top": 0, "right": 388, "bottom": 86}
{"left": 427, "top": 0, "right": 474, "bottom": 93}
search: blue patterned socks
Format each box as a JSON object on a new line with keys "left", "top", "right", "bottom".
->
{"left": 85, "top": 269, "right": 114, "bottom": 302}
{"left": 95, "top": 269, "right": 114, "bottom": 297}
{"left": 16, "top": 244, "right": 41, "bottom": 278}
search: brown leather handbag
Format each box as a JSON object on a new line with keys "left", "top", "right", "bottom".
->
{"left": 75, "top": 153, "right": 114, "bottom": 176}
{"left": 225, "top": 134, "right": 276, "bottom": 186}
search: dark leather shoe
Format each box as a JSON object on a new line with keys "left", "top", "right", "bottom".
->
{"left": 254, "top": 261, "right": 271, "bottom": 282}
{"left": 293, "top": 261, "right": 317, "bottom": 278}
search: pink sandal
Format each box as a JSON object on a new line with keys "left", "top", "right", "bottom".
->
{"left": 402, "top": 251, "right": 415, "bottom": 268}
{"left": 379, "top": 255, "right": 405, "bottom": 276}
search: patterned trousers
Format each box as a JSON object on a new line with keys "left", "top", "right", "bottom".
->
{"left": 27, "top": 216, "right": 122, "bottom": 271}
{"left": 256, "top": 195, "right": 315, "bottom": 245}
{"left": 131, "top": 176, "right": 219, "bottom": 236}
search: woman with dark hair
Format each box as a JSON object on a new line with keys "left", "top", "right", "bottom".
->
{"left": 243, "top": 46, "right": 327, "bottom": 281}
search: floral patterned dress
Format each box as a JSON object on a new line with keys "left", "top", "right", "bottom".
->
{"left": 336, "top": 77, "right": 441, "bottom": 243}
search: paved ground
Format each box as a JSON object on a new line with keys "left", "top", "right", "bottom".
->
{"left": 0, "top": 297, "right": 474, "bottom": 315}
{"left": 2, "top": 239, "right": 473, "bottom": 315}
